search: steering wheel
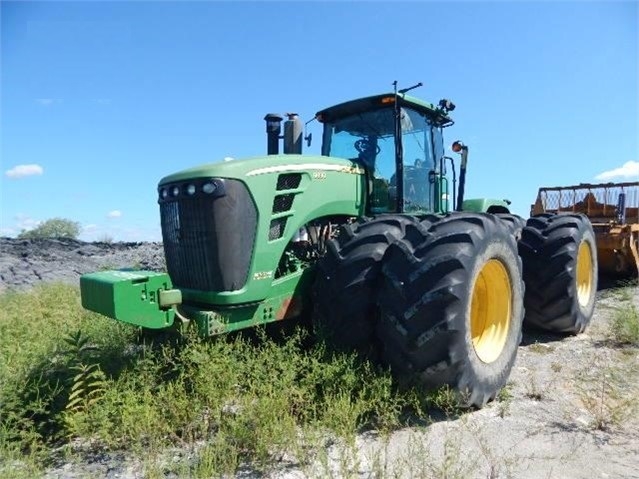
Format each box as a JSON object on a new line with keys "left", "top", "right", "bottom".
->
{"left": 354, "top": 139, "right": 381, "bottom": 155}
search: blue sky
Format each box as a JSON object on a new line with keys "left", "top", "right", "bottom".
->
{"left": 1, "top": 1, "right": 637, "bottom": 241}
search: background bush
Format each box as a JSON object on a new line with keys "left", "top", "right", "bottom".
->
{"left": 17, "top": 218, "right": 81, "bottom": 240}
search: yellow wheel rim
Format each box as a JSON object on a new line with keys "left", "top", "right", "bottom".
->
{"left": 470, "top": 259, "right": 511, "bottom": 364}
{"left": 576, "top": 241, "right": 594, "bottom": 307}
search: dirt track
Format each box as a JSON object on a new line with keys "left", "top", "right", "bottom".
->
{"left": 1, "top": 238, "right": 638, "bottom": 478}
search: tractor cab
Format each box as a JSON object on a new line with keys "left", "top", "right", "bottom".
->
{"left": 316, "top": 92, "right": 454, "bottom": 214}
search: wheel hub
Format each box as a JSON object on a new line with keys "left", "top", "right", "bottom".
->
{"left": 576, "top": 241, "right": 594, "bottom": 307}
{"left": 470, "top": 259, "right": 511, "bottom": 364}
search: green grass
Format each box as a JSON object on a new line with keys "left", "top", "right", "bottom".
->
{"left": 574, "top": 352, "right": 639, "bottom": 431}
{"left": 609, "top": 302, "right": 639, "bottom": 347}
{"left": 527, "top": 342, "right": 555, "bottom": 354}
{"left": 602, "top": 278, "right": 639, "bottom": 347}
{"left": 0, "top": 283, "right": 436, "bottom": 477}
{"left": 575, "top": 279, "right": 639, "bottom": 431}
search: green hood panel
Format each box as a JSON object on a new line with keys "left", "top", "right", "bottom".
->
{"left": 159, "top": 154, "right": 364, "bottom": 185}
{"left": 461, "top": 198, "right": 511, "bottom": 213}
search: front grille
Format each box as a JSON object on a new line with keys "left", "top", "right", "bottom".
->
{"left": 160, "top": 179, "right": 257, "bottom": 292}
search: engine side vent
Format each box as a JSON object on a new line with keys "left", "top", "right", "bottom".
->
{"left": 269, "top": 218, "right": 288, "bottom": 240}
{"left": 276, "top": 173, "right": 301, "bottom": 191}
{"left": 272, "top": 194, "right": 294, "bottom": 213}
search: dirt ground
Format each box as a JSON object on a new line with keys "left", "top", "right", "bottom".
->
{"left": 1, "top": 238, "right": 637, "bottom": 478}
{"left": 332, "top": 285, "right": 639, "bottom": 479}
{"left": 271, "top": 282, "right": 639, "bottom": 479}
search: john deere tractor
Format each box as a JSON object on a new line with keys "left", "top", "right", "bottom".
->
{"left": 81, "top": 83, "right": 598, "bottom": 407}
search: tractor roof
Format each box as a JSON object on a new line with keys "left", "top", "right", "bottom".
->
{"left": 315, "top": 93, "right": 453, "bottom": 126}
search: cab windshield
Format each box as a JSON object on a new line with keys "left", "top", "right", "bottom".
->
{"left": 321, "top": 106, "right": 444, "bottom": 213}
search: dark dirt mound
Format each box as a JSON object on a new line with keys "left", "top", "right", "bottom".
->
{"left": 0, "top": 237, "right": 166, "bottom": 291}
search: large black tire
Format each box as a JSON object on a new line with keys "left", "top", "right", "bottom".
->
{"left": 312, "top": 215, "right": 425, "bottom": 355}
{"left": 377, "top": 213, "right": 524, "bottom": 407}
{"left": 518, "top": 213, "right": 598, "bottom": 334}
{"left": 496, "top": 213, "right": 526, "bottom": 241}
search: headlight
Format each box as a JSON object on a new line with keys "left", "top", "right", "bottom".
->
{"left": 171, "top": 186, "right": 180, "bottom": 197}
{"left": 202, "top": 181, "right": 217, "bottom": 194}
{"left": 185, "top": 184, "right": 196, "bottom": 196}
{"left": 160, "top": 188, "right": 168, "bottom": 199}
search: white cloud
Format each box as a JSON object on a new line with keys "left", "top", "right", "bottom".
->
{"left": 5, "top": 164, "right": 44, "bottom": 178}
{"left": 35, "top": 98, "right": 62, "bottom": 106}
{"left": 223, "top": 157, "right": 235, "bottom": 162}
{"left": 595, "top": 161, "right": 639, "bottom": 181}
{"left": 116, "top": 226, "right": 162, "bottom": 242}
{"left": 107, "top": 210, "right": 122, "bottom": 218}
{"left": 11, "top": 214, "right": 41, "bottom": 234}
{"left": 78, "top": 223, "right": 162, "bottom": 242}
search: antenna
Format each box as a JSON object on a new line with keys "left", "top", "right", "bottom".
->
{"left": 398, "top": 82, "right": 423, "bottom": 94}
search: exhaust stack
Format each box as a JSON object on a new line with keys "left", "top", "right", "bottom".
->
{"left": 264, "top": 113, "right": 283, "bottom": 155}
{"left": 283, "top": 113, "right": 303, "bottom": 154}
{"left": 264, "top": 113, "right": 304, "bottom": 155}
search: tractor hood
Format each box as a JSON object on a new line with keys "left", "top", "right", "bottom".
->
{"left": 158, "top": 154, "right": 364, "bottom": 186}
{"left": 156, "top": 154, "right": 367, "bottom": 306}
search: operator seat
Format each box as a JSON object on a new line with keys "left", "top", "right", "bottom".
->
{"left": 404, "top": 159, "right": 428, "bottom": 207}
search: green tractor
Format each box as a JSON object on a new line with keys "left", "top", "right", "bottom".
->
{"left": 81, "top": 83, "right": 598, "bottom": 407}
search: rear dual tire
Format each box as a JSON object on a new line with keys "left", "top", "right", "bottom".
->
{"left": 519, "top": 213, "right": 598, "bottom": 334}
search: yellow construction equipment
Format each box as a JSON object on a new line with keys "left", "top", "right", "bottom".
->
{"left": 532, "top": 181, "right": 639, "bottom": 277}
